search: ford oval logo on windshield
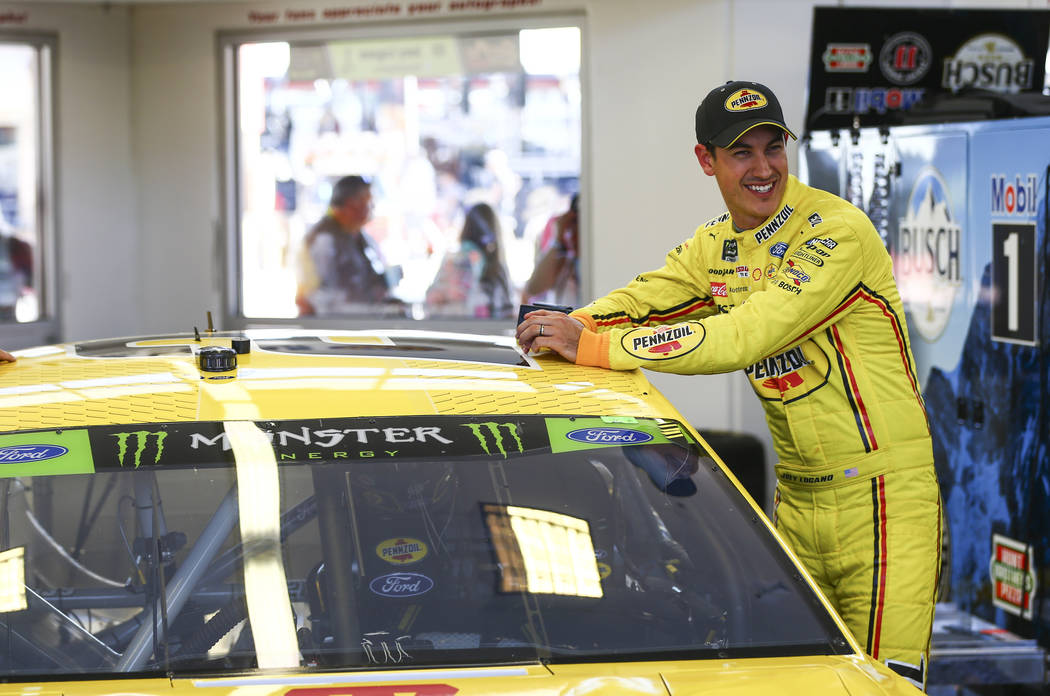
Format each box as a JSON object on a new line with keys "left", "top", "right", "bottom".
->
{"left": 0, "top": 445, "right": 70, "bottom": 463}
{"left": 369, "top": 572, "right": 434, "bottom": 598}
{"left": 566, "top": 428, "right": 653, "bottom": 445}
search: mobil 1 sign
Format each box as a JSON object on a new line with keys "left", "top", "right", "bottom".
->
{"left": 991, "top": 223, "right": 1036, "bottom": 345}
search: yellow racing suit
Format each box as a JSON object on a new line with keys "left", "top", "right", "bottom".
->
{"left": 572, "top": 175, "right": 940, "bottom": 690}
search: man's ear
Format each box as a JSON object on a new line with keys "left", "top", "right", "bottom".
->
{"left": 694, "top": 144, "right": 716, "bottom": 176}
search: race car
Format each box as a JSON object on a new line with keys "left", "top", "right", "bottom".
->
{"left": 0, "top": 329, "right": 920, "bottom": 694}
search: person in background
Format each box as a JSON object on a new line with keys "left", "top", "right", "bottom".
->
{"left": 425, "top": 202, "right": 514, "bottom": 319}
{"left": 296, "top": 175, "right": 396, "bottom": 316}
{"left": 517, "top": 80, "right": 940, "bottom": 691}
{"left": 0, "top": 349, "right": 14, "bottom": 363}
{"left": 522, "top": 193, "right": 580, "bottom": 307}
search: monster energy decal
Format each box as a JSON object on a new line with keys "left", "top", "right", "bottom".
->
{"left": 16, "top": 416, "right": 697, "bottom": 475}
{"left": 112, "top": 431, "right": 168, "bottom": 468}
{"left": 461, "top": 422, "right": 524, "bottom": 458}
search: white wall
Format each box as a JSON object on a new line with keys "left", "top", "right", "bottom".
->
{"left": 4, "top": 0, "right": 1046, "bottom": 507}
{"left": 2, "top": 2, "right": 139, "bottom": 341}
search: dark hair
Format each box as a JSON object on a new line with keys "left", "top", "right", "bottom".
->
{"left": 460, "top": 203, "right": 511, "bottom": 306}
{"left": 329, "top": 175, "right": 370, "bottom": 207}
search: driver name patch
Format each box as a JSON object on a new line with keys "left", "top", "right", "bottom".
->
{"left": 622, "top": 323, "right": 704, "bottom": 361}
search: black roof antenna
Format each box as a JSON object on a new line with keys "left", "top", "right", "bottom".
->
{"left": 206, "top": 311, "right": 215, "bottom": 335}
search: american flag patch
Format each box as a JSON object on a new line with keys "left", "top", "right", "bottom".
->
{"left": 844, "top": 467, "right": 859, "bottom": 478}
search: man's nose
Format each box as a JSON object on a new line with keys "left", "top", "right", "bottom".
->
{"left": 753, "top": 153, "right": 774, "bottom": 177}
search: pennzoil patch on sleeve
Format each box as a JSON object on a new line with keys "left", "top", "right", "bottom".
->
{"left": 620, "top": 323, "right": 705, "bottom": 361}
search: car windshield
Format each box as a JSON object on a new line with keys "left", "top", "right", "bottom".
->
{"left": 0, "top": 415, "right": 849, "bottom": 678}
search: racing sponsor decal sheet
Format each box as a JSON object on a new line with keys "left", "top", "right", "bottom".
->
{"left": 0, "top": 415, "right": 694, "bottom": 476}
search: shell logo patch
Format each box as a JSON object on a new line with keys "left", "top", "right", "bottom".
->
{"left": 725, "top": 88, "right": 768, "bottom": 112}
{"left": 376, "top": 537, "right": 429, "bottom": 565}
{"left": 622, "top": 323, "right": 705, "bottom": 361}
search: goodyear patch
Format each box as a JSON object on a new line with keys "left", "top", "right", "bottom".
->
{"left": 376, "top": 537, "right": 428, "bottom": 565}
{"left": 724, "top": 88, "right": 768, "bottom": 111}
{"left": 622, "top": 323, "right": 704, "bottom": 361}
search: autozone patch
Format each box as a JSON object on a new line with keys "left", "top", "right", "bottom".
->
{"left": 622, "top": 323, "right": 705, "bottom": 361}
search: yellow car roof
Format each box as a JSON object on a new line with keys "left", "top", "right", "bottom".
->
{"left": 0, "top": 330, "right": 681, "bottom": 433}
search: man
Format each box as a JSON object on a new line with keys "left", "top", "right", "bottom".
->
{"left": 522, "top": 194, "right": 580, "bottom": 307}
{"left": 296, "top": 175, "right": 395, "bottom": 315}
{"left": 517, "top": 81, "right": 940, "bottom": 690}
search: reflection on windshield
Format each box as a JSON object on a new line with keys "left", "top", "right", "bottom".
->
{"left": 0, "top": 416, "right": 848, "bottom": 677}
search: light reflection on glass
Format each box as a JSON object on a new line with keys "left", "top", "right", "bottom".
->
{"left": 484, "top": 504, "right": 601, "bottom": 598}
{"left": 0, "top": 546, "right": 28, "bottom": 613}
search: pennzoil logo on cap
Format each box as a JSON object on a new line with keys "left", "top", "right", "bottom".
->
{"left": 724, "top": 88, "right": 768, "bottom": 112}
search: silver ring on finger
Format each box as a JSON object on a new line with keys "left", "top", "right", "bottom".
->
{"left": 538, "top": 324, "right": 545, "bottom": 336}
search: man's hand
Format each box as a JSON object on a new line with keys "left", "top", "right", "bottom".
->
{"left": 0, "top": 349, "right": 16, "bottom": 363}
{"left": 516, "top": 309, "right": 584, "bottom": 362}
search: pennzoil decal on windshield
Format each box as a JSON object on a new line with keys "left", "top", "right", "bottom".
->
{"left": 621, "top": 323, "right": 704, "bottom": 361}
{"left": 0, "top": 430, "right": 94, "bottom": 478}
{"left": 376, "top": 537, "right": 428, "bottom": 565}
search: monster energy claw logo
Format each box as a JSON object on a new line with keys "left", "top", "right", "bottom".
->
{"left": 462, "top": 422, "right": 523, "bottom": 458}
{"left": 112, "top": 431, "right": 167, "bottom": 468}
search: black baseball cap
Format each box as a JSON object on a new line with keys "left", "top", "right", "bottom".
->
{"left": 695, "top": 80, "right": 797, "bottom": 148}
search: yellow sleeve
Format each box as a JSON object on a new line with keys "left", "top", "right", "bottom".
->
{"left": 576, "top": 215, "right": 873, "bottom": 373}
{"left": 573, "top": 233, "right": 717, "bottom": 335}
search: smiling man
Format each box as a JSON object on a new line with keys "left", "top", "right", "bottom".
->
{"left": 517, "top": 80, "right": 941, "bottom": 691}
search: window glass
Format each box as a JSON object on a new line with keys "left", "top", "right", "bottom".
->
{"left": 0, "top": 42, "right": 44, "bottom": 324}
{"left": 233, "top": 27, "right": 581, "bottom": 320}
{"left": 0, "top": 416, "right": 848, "bottom": 678}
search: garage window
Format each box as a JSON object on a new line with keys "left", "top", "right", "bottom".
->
{"left": 223, "top": 20, "right": 582, "bottom": 323}
{"left": 0, "top": 36, "right": 56, "bottom": 344}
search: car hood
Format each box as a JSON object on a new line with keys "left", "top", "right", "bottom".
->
{"left": 105, "top": 657, "right": 919, "bottom": 696}
{"left": 657, "top": 656, "right": 920, "bottom": 695}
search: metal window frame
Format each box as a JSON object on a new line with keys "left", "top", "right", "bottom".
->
{"left": 0, "top": 31, "right": 60, "bottom": 349}
{"left": 217, "top": 13, "right": 588, "bottom": 334}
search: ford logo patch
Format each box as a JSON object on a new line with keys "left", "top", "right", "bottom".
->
{"left": 369, "top": 572, "right": 434, "bottom": 598}
{"left": 566, "top": 428, "right": 654, "bottom": 445}
{"left": 0, "top": 445, "right": 70, "bottom": 463}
